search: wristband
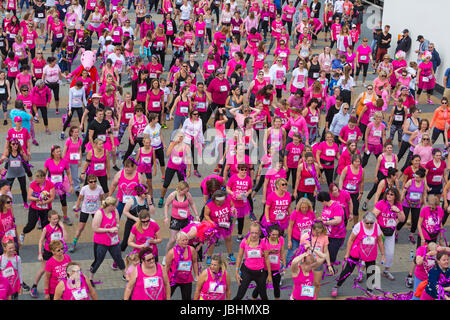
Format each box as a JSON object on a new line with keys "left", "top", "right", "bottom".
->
{"left": 44, "top": 289, "right": 49, "bottom": 294}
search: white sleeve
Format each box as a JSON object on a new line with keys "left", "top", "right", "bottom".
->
{"left": 68, "top": 88, "right": 74, "bottom": 110}
{"left": 352, "top": 222, "right": 361, "bottom": 235}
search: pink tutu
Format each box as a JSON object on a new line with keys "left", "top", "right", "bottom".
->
{"left": 235, "top": 202, "right": 251, "bottom": 219}
{"left": 367, "top": 143, "right": 383, "bottom": 155}
{"left": 48, "top": 176, "right": 71, "bottom": 196}
{"left": 244, "top": 46, "right": 257, "bottom": 56}
{"left": 418, "top": 74, "right": 436, "bottom": 90}
{"left": 215, "top": 221, "right": 234, "bottom": 239}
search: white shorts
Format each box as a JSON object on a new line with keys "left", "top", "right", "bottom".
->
{"left": 33, "top": 18, "right": 46, "bottom": 25}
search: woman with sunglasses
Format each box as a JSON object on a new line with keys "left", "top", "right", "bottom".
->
{"left": 397, "top": 106, "right": 421, "bottom": 163}
{"left": 54, "top": 262, "right": 97, "bottom": 300}
{"left": 70, "top": 175, "right": 104, "bottom": 252}
{"left": 127, "top": 210, "right": 161, "bottom": 259}
{"left": 331, "top": 211, "right": 386, "bottom": 297}
{"left": 354, "top": 38, "right": 373, "bottom": 86}
{"left": 372, "top": 188, "right": 405, "bottom": 281}
{"left": 430, "top": 97, "right": 449, "bottom": 144}
{"left": 124, "top": 247, "right": 170, "bottom": 300}
{"left": 316, "top": 131, "right": 339, "bottom": 185}
{"left": 263, "top": 178, "right": 292, "bottom": 234}
{"left": 181, "top": 109, "right": 203, "bottom": 178}
{"left": 424, "top": 149, "right": 446, "bottom": 199}
{"left": 357, "top": 97, "right": 383, "bottom": 140}
{"left": 43, "top": 240, "right": 72, "bottom": 300}
{"left": 122, "top": 104, "right": 148, "bottom": 163}
{"left": 2, "top": 139, "right": 28, "bottom": 206}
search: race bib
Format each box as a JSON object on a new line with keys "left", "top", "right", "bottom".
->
{"left": 26, "top": 39, "right": 33, "bottom": 44}
{"left": 301, "top": 285, "right": 315, "bottom": 297}
{"left": 172, "top": 156, "right": 182, "bottom": 164}
{"left": 69, "top": 152, "right": 80, "bottom": 161}
{"left": 142, "top": 157, "right": 151, "bottom": 164}
{"left": 293, "top": 155, "right": 300, "bottom": 162}
{"left": 51, "top": 175, "right": 63, "bottom": 184}
{"left": 178, "top": 261, "right": 192, "bottom": 271}
{"left": 313, "top": 72, "right": 319, "bottom": 78}
{"left": 208, "top": 283, "right": 224, "bottom": 293}
{"left": 348, "top": 133, "right": 357, "bottom": 141}
{"left": 152, "top": 101, "right": 160, "bottom": 108}
{"left": 279, "top": 52, "right": 287, "bottom": 58}
{"left": 178, "top": 209, "right": 188, "bottom": 219}
{"left": 35, "top": 68, "right": 42, "bottom": 74}
{"left": 207, "top": 65, "right": 215, "bottom": 71}
{"left": 10, "top": 67, "right": 17, "bottom": 73}
{"left": 122, "top": 195, "right": 133, "bottom": 203}
{"left": 304, "top": 178, "right": 315, "bottom": 186}
{"left": 422, "top": 77, "right": 429, "bottom": 83}
{"left": 218, "top": 222, "right": 230, "bottom": 228}
{"left": 98, "top": 134, "right": 106, "bottom": 141}
{"left": 125, "top": 113, "right": 133, "bottom": 119}
{"left": 180, "top": 106, "right": 188, "bottom": 114}
{"left": 94, "top": 163, "right": 105, "bottom": 171}
{"left": 373, "top": 130, "right": 382, "bottom": 137}
{"left": 346, "top": 183, "right": 357, "bottom": 190}
{"left": 38, "top": 13, "right": 44, "bottom": 18}
{"left": 394, "top": 115, "right": 403, "bottom": 122}
{"left": 73, "top": 289, "right": 88, "bottom": 300}
{"left": 220, "top": 85, "right": 227, "bottom": 92}
{"left": 432, "top": 175, "right": 442, "bottom": 183}
{"left": 113, "top": 31, "right": 120, "bottom": 36}
{"left": 50, "top": 232, "right": 62, "bottom": 241}
{"left": 144, "top": 276, "right": 159, "bottom": 288}
{"left": 138, "top": 85, "right": 147, "bottom": 92}
{"left": 111, "top": 234, "right": 119, "bottom": 244}
{"left": 362, "top": 236, "right": 375, "bottom": 245}
{"left": 197, "top": 102, "right": 206, "bottom": 110}
{"left": 409, "top": 192, "right": 421, "bottom": 200}
{"left": 247, "top": 249, "right": 261, "bottom": 258}
{"left": 2, "top": 267, "right": 14, "bottom": 278}
{"left": 384, "top": 162, "right": 394, "bottom": 169}
{"left": 56, "top": 33, "right": 63, "bottom": 38}
{"left": 310, "top": 116, "right": 319, "bottom": 123}
{"left": 360, "top": 55, "right": 367, "bottom": 61}
{"left": 275, "top": 211, "right": 286, "bottom": 220}
{"left": 10, "top": 160, "right": 21, "bottom": 168}
{"left": 5, "top": 229, "right": 15, "bottom": 238}
{"left": 269, "top": 254, "right": 279, "bottom": 264}
{"left": 149, "top": 73, "right": 157, "bottom": 78}
{"left": 386, "top": 219, "right": 396, "bottom": 227}
{"left": 325, "top": 149, "right": 335, "bottom": 157}
{"left": 85, "top": 202, "right": 98, "bottom": 212}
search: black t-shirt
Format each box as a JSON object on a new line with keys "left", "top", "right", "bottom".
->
{"left": 88, "top": 119, "right": 111, "bottom": 142}
{"left": 378, "top": 32, "right": 392, "bottom": 49}
{"left": 326, "top": 104, "right": 340, "bottom": 126}
{"left": 55, "top": 3, "right": 69, "bottom": 21}
{"left": 86, "top": 103, "right": 105, "bottom": 124}
{"left": 230, "top": 71, "right": 243, "bottom": 88}
{"left": 33, "top": 3, "right": 46, "bottom": 19}
{"left": 188, "top": 61, "right": 199, "bottom": 75}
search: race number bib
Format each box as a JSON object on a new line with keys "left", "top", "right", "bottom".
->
{"left": 144, "top": 276, "right": 159, "bottom": 288}
{"left": 301, "top": 285, "right": 315, "bottom": 297}
{"left": 247, "top": 249, "right": 261, "bottom": 258}
{"left": 73, "top": 289, "right": 88, "bottom": 300}
{"left": 51, "top": 175, "right": 63, "bottom": 184}
{"left": 70, "top": 153, "right": 80, "bottom": 160}
{"left": 304, "top": 178, "right": 315, "bottom": 186}
{"left": 362, "top": 236, "right": 375, "bottom": 245}
{"left": 178, "top": 209, "right": 188, "bottom": 219}
{"left": 94, "top": 163, "right": 105, "bottom": 171}
{"left": 178, "top": 261, "right": 192, "bottom": 271}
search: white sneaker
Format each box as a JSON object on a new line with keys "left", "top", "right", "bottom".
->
{"left": 162, "top": 256, "right": 166, "bottom": 266}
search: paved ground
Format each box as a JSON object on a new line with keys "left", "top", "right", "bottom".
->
{"left": 2, "top": 2, "right": 449, "bottom": 300}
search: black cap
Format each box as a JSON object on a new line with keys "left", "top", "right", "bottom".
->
{"left": 402, "top": 29, "right": 409, "bottom": 33}
{"left": 417, "top": 35, "right": 424, "bottom": 41}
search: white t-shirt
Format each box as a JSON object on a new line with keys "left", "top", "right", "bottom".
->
{"left": 337, "top": 75, "right": 355, "bottom": 91}
{"left": 406, "top": 66, "right": 417, "bottom": 89}
{"left": 80, "top": 185, "right": 104, "bottom": 214}
{"left": 292, "top": 68, "right": 308, "bottom": 89}
{"left": 143, "top": 123, "right": 163, "bottom": 147}
{"left": 107, "top": 52, "right": 126, "bottom": 74}
{"left": 180, "top": 4, "right": 192, "bottom": 20}
{"left": 69, "top": 87, "right": 87, "bottom": 109}
{"left": 161, "top": 86, "right": 171, "bottom": 103}
{"left": 269, "top": 64, "right": 287, "bottom": 86}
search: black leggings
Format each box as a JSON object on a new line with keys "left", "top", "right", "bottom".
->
{"left": 121, "top": 217, "right": 137, "bottom": 252}
{"left": 350, "top": 193, "right": 360, "bottom": 217}
{"left": 45, "top": 81, "right": 60, "bottom": 101}
{"left": 328, "top": 237, "right": 345, "bottom": 264}
{"left": 362, "top": 151, "right": 381, "bottom": 168}
{"left": 36, "top": 106, "right": 49, "bottom": 126}
{"left": 321, "top": 167, "right": 335, "bottom": 186}
{"left": 190, "top": 142, "right": 199, "bottom": 171}
{"left": 63, "top": 107, "right": 83, "bottom": 131}
{"left": 356, "top": 62, "right": 369, "bottom": 78}
{"left": 23, "top": 208, "right": 50, "bottom": 234}
{"left": 396, "top": 206, "right": 420, "bottom": 233}
{"left": 154, "top": 147, "right": 165, "bottom": 167}
{"left": 122, "top": 137, "right": 144, "bottom": 163}
{"left": 163, "top": 167, "right": 185, "bottom": 189}
{"left": 253, "top": 174, "right": 266, "bottom": 193}
{"left": 336, "top": 257, "right": 376, "bottom": 289}
{"left": 252, "top": 270, "right": 281, "bottom": 299}
{"left": 366, "top": 171, "right": 386, "bottom": 201}
{"left": 286, "top": 168, "right": 297, "bottom": 192}
{"left": 7, "top": 176, "right": 27, "bottom": 203}
{"left": 397, "top": 141, "right": 411, "bottom": 163}
{"left": 296, "top": 191, "right": 316, "bottom": 210}
{"left": 233, "top": 264, "right": 268, "bottom": 300}
{"left": 171, "top": 282, "right": 192, "bottom": 300}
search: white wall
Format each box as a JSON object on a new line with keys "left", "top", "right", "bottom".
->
{"left": 382, "top": 0, "right": 449, "bottom": 90}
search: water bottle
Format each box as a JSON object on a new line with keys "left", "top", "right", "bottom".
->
{"left": 241, "top": 193, "right": 247, "bottom": 203}
{"left": 409, "top": 250, "right": 414, "bottom": 261}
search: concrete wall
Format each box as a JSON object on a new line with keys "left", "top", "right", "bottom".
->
{"left": 382, "top": 0, "right": 449, "bottom": 90}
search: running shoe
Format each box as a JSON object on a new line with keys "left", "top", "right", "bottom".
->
{"left": 158, "top": 198, "right": 164, "bottom": 208}
{"left": 3, "top": 120, "right": 7, "bottom": 126}
{"left": 24, "top": 203, "right": 29, "bottom": 209}
{"left": 32, "top": 140, "right": 39, "bottom": 146}
{"left": 405, "top": 275, "right": 413, "bottom": 288}
{"left": 236, "top": 235, "right": 244, "bottom": 242}
{"left": 45, "top": 129, "right": 51, "bottom": 135}
{"left": 409, "top": 234, "right": 416, "bottom": 244}
{"left": 69, "top": 243, "right": 76, "bottom": 253}
{"left": 162, "top": 256, "right": 166, "bottom": 266}
{"left": 30, "top": 287, "right": 39, "bottom": 298}
{"left": 206, "top": 256, "right": 212, "bottom": 266}
{"left": 427, "top": 99, "right": 434, "bottom": 104}
{"left": 331, "top": 286, "right": 338, "bottom": 297}
{"left": 60, "top": 132, "right": 65, "bottom": 140}
{"left": 362, "top": 202, "right": 368, "bottom": 211}
{"left": 63, "top": 217, "right": 73, "bottom": 226}
{"left": 113, "top": 165, "right": 120, "bottom": 171}
{"left": 22, "top": 282, "right": 30, "bottom": 292}
{"left": 383, "top": 270, "right": 395, "bottom": 281}
{"left": 34, "top": 116, "right": 39, "bottom": 123}
{"left": 112, "top": 261, "right": 118, "bottom": 270}
{"left": 37, "top": 220, "right": 42, "bottom": 230}
{"left": 161, "top": 124, "right": 168, "bottom": 129}
{"left": 213, "top": 167, "right": 220, "bottom": 173}
{"left": 249, "top": 212, "right": 257, "bottom": 221}
{"left": 122, "top": 275, "right": 127, "bottom": 281}
{"left": 228, "top": 253, "right": 236, "bottom": 263}
{"left": 161, "top": 175, "right": 165, "bottom": 180}
{"left": 55, "top": 109, "right": 60, "bottom": 114}
{"left": 166, "top": 114, "right": 170, "bottom": 121}
{"left": 193, "top": 170, "right": 202, "bottom": 178}
{"left": 19, "top": 233, "right": 25, "bottom": 245}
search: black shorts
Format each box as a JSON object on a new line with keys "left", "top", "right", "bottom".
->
{"left": 428, "top": 184, "right": 443, "bottom": 195}
{"left": 43, "top": 248, "right": 53, "bottom": 261}
{"left": 169, "top": 216, "right": 189, "bottom": 231}
{"left": 144, "top": 172, "right": 153, "bottom": 180}
{"left": 136, "top": 17, "right": 145, "bottom": 24}
{"left": 154, "top": 147, "right": 165, "bottom": 167}
{"left": 79, "top": 212, "right": 94, "bottom": 223}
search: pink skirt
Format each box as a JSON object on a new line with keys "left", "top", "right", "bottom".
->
{"left": 244, "top": 46, "right": 257, "bottom": 56}
{"left": 235, "top": 202, "right": 251, "bottom": 218}
{"left": 367, "top": 143, "right": 383, "bottom": 155}
{"left": 418, "top": 74, "right": 436, "bottom": 90}
{"left": 216, "top": 221, "right": 234, "bottom": 239}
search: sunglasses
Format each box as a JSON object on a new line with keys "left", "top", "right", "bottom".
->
{"left": 442, "top": 101, "right": 448, "bottom": 104}
{"left": 10, "top": 142, "right": 17, "bottom": 146}
{"left": 343, "top": 107, "right": 349, "bottom": 110}
{"left": 88, "top": 180, "right": 96, "bottom": 183}
{"left": 280, "top": 183, "right": 288, "bottom": 186}
{"left": 422, "top": 138, "right": 430, "bottom": 141}
{"left": 192, "top": 113, "right": 199, "bottom": 116}
{"left": 141, "top": 220, "right": 150, "bottom": 223}
{"left": 6, "top": 201, "right": 12, "bottom": 204}
{"left": 367, "top": 87, "right": 373, "bottom": 90}
{"left": 239, "top": 168, "right": 247, "bottom": 171}
{"left": 54, "top": 248, "right": 64, "bottom": 252}
{"left": 364, "top": 222, "right": 374, "bottom": 225}
{"left": 22, "top": 89, "right": 29, "bottom": 92}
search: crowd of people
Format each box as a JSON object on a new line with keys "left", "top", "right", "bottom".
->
{"left": 0, "top": 0, "right": 449, "bottom": 301}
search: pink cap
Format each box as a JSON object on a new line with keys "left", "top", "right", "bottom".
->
{"left": 14, "top": 116, "right": 22, "bottom": 122}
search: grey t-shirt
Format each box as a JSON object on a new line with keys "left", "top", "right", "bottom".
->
{"left": 5, "top": 153, "right": 26, "bottom": 179}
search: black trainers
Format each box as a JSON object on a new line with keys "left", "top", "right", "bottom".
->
{"left": 405, "top": 275, "right": 413, "bottom": 288}
{"left": 3, "top": 120, "right": 7, "bottom": 126}
{"left": 22, "top": 282, "right": 30, "bottom": 292}
{"left": 362, "top": 202, "right": 368, "bottom": 211}
{"left": 113, "top": 165, "right": 120, "bottom": 171}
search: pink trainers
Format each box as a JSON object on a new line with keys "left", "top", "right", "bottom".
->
{"left": 331, "top": 286, "right": 338, "bottom": 297}
{"left": 427, "top": 99, "right": 434, "bottom": 104}
{"left": 24, "top": 203, "right": 29, "bottom": 209}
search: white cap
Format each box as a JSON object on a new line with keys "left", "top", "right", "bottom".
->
{"left": 106, "top": 36, "right": 113, "bottom": 41}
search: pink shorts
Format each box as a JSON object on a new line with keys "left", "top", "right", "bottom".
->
{"left": 367, "top": 143, "right": 383, "bottom": 155}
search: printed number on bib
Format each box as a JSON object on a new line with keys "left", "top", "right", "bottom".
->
{"left": 301, "top": 285, "right": 315, "bottom": 297}
{"left": 247, "top": 249, "right": 261, "bottom": 258}
{"left": 178, "top": 209, "right": 188, "bottom": 219}
{"left": 209, "top": 283, "right": 224, "bottom": 293}
{"left": 73, "top": 289, "right": 88, "bottom": 300}
{"left": 94, "top": 163, "right": 105, "bottom": 171}
{"left": 51, "top": 175, "right": 63, "bottom": 184}
{"left": 269, "top": 254, "right": 279, "bottom": 264}
{"left": 144, "top": 276, "right": 159, "bottom": 288}
{"left": 2, "top": 267, "right": 14, "bottom": 278}
{"left": 304, "top": 178, "right": 315, "bottom": 186}
{"left": 362, "top": 236, "right": 375, "bottom": 245}
{"left": 178, "top": 261, "right": 192, "bottom": 272}
{"left": 70, "top": 153, "right": 80, "bottom": 160}
{"left": 51, "top": 232, "right": 62, "bottom": 241}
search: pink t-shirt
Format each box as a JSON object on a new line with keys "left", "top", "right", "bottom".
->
{"left": 317, "top": 142, "right": 339, "bottom": 169}
{"left": 321, "top": 201, "right": 345, "bottom": 238}
{"left": 130, "top": 221, "right": 160, "bottom": 256}
{"left": 366, "top": 122, "right": 385, "bottom": 145}
{"left": 374, "top": 200, "right": 402, "bottom": 229}
{"left": 414, "top": 245, "right": 436, "bottom": 281}
{"left": 64, "top": 137, "right": 82, "bottom": 165}
{"left": 0, "top": 276, "right": 13, "bottom": 300}
{"left": 339, "top": 125, "right": 362, "bottom": 142}
{"left": 227, "top": 174, "right": 253, "bottom": 208}
{"left": 285, "top": 142, "right": 304, "bottom": 168}
{"left": 265, "top": 168, "right": 287, "bottom": 197}
{"left": 266, "top": 191, "right": 291, "bottom": 225}
{"left": 44, "top": 158, "right": 69, "bottom": 184}
{"left": 4, "top": 57, "right": 20, "bottom": 77}
{"left": 420, "top": 206, "right": 444, "bottom": 240}
{"left": 194, "top": 21, "right": 206, "bottom": 37}
{"left": 357, "top": 45, "right": 371, "bottom": 63}
{"left": 240, "top": 239, "right": 266, "bottom": 270}
{"left": 330, "top": 189, "right": 352, "bottom": 220}
{"left": 16, "top": 73, "right": 32, "bottom": 90}
{"left": 7, "top": 127, "right": 30, "bottom": 155}
{"left": 45, "top": 255, "right": 72, "bottom": 294}
{"left": 289, "top": 210, "right": 315, "bottom": 241}
{"left": 23, "top": 29, "right": 38, "bottom": 49}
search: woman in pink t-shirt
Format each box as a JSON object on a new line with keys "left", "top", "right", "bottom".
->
{"left": 263, "top": 178, "right": 292, "bottom": 232}
{"left": 44, "top": 240, "right": 72, "bottom": 300}
{"left": 362, "top": 111, "right": 385, "bottom": 168}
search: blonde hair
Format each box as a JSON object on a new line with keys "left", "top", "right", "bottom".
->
{"left": 176, "top": 231, "right": 189, "bottom": 243}
{"left": 136, "top": 210, "right": 150, "bottom": 234}
{"left": 101, "top": 196, "right": 118, "bottom": 209}
{"left": 49, "top": 240, "right": 64, "bottom": 252}
{"left": 246, "top": 222, "right": 261, "bottom": 244}
{"left": 373, "top": 111, "right": 383, "bottom": 119}
{"left": 125, "top": 252, "right": 139, "bottom": 270}
{"left": 296, "top": 197, "right": 313, "bottom": 213}
{"left": 176, "top": 181, "right": 189, "bottom": 192}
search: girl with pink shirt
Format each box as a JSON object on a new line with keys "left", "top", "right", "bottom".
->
{"left": 362, "top": 111, "right": 385, "bottom": 168}
{"left": 164, "top": 181, "right": 199, "bottom": 259}
{"left": 12, "top": 35, "right": 29, "bottom": 67}
{"left": 32, "top": 51, "right": 46, "bottom": 82}
{"left": 0, "top": 238, "right": 23, "bottom": 300}
{"left": 233, "top": 222, "right": 271, "bottom": 300}
{"left": 263, "top": 177, "right": 292, "bottom": 232}
{"left": 290, "top": 247, "right": 326, "bottom": 300}
{"left": 44, "top": 240, "right": 71, "bottom": 300}
{"left": 54, "top": 262, "right": 97, "bottom": 300}
{"left": 226, "top": 164, "right": 253, "bottom": 241}
{"left": 124, "top": 248, "right": 170, "bottom": 300}
{"left": 194, "top": 254, "right": 231, "bottom": 300}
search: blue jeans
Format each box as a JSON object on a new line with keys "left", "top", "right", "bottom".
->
{"left": 411, "top": 274, "right": 424, "bottom": 300}
{"left": 171, "top": 114, "right": 187, "bottom": 140}
{"left": 20, "top": 0, "right": 29, "bottom": 9}
{"left": 286, "top": 238, "right": 300, "bottom": 265}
